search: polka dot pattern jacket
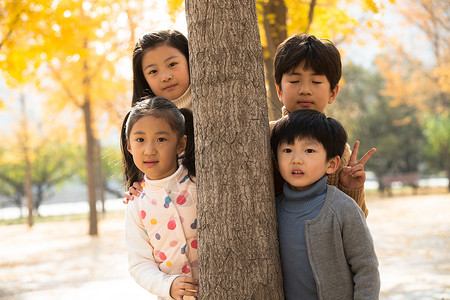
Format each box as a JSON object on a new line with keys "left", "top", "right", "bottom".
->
{"left": 125, "top": 165, "right": 198, "bottom": 299}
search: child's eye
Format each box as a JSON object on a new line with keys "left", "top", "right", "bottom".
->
{"left": 312, "top": 81, "right": 322, "bottom": 84}
{"left": 289, "top": 80, "right": 299, "bottom": 84}
{"left": 282, "top": 148, "right": 292, "bottom": 153}
{"left": 305, "top": 149, "right": 315, "bottom": 153}
{"left": 157, "top": 137, "right": 167, "bottom": 143}
{"left": 148, "top": 70, "right": 157, "bottom": 75}
{"left": 169, "top": 62, "right": 177, "bottom": 67}
{"left": 136, "top": 138, "right": 144, "bottom": 142}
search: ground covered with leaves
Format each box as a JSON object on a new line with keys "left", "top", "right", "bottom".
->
{"left": 0, "top": 193, "right": 449, "bottom": 299}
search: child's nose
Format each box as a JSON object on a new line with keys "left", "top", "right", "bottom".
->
{"left": 161, "top": 70, "right": 173, "bottom": 82}
{"left": 292, "top": 153, "right": 303, "bottom": 164}
{"left": 299, "top": 83, "right": 312, "bottom": 95}
{"left": 144, "top": 143, "right": 157, "bottom": 155}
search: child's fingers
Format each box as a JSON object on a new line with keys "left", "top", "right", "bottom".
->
{"left": 342, "top": 166, "right": 351, "bottom": 174}
{"left": 349, "top": 141, "right": 361, "bottom": 164}
{"left": 133, "top": 181, "right": 144, "bottom": 192}
{"left": 171, "top": 276, "right": 198, "bottom": 298}
{"left": 180, "top": 282, "right": 198, "bottom": 291}
{"left": 358, "top": 148, "right": 376, "bottom": 165}
{"left": 181, "top": 290, "right": 198, "bottom": 297}
{"left": 341, "top": 165, "right": 364, "bottom": 178}
{"left": 178, "top": 278, "right": 198, "bottom": 292}
{"left": 181, "top": 277, "right": 198, "bottom": 284}
{"left": 129, "top": 186, "right": 141, "bottom": 197}
{"left": 349, "top": 170, "right": 366, "bottom": 180}
{"left": 122, "top": 192, "right": 133, "bottom": 204}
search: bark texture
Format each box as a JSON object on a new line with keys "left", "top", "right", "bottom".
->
{"left": 261, "top": 0, "right": 287, "bottom": 121}
{"left": 186, "top": 0, "right": 284, "bottom": 298}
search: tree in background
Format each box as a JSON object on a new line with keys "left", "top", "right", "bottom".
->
{"left": 0, "top": 0, "right": 140, "bottom": 233}
{"left": 423, "top": 112, "right": 450, "bottom": 191}
{"left": 329, "top": 63, "right": 424, "bottom": 192}
{"left": 376, "top": 0, "right": 449, "bottom": 189}
{"left": 0, "top": 126, "right": 85, "bottom": 214}
{"left": 0, "top": 143, "right": 25, "bottom": 214}
{"left": 168, "top": 0, "right": 383, "bottom": 120}
{"left": 357, "top": 96, "right": 424, "bottom": 191}
{"left": 186, "top": 0, "right": 283, "bottom": 297}
{"left": 31, "top": 142, "right": 85, "bottom": 212}
{"left": 327, "top": 63, "right": 380, "bottom": 137}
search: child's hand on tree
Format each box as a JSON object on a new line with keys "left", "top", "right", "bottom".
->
{"left": 170, "top": 276, "right": 199, "bottom": 299}
{"left": 122, "top": 182, "right": 144, "bottom": 204}
{"left": 339, "top": 141, "right": 376, "bottom": 190}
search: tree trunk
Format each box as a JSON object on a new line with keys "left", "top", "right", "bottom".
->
{"left": 186, "top": 0, "right": 284, "bottom": 298}
{"left": 261, "top": 0, "right": 287, "bottom": 121}
{"left": 82, "top": 98, "right": 98, "bottom": 235}
{"left": 20, "top": 93, "right": 33, "bottom": 228}
{"left": 94, "top": 138, "right": 106, "bottom": 214}
{"left": 80, "top": 31, "right": 98, "bottom": 235}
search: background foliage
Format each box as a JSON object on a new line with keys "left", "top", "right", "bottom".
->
{"left": 0, "top": 0, "right": 449, "bottom": 218}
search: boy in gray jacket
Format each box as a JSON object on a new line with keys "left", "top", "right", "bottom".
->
{"left": 271, "top": 109, "right": 380, "bottom": 300}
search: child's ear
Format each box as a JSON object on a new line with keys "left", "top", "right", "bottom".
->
{"left": 328, "top": 84, "right": 340, "bottom": 104}
{"left": 127, "top": 142, "right": 132, "bottom": 154}
{"left": 326, "top": 155, "right": 341, "bottom": 175}
{"left": 177, "top": 135, "right": 187, "bottom": 154}
{"left": 276, "top": 84, "right": 284, "bottom": 103}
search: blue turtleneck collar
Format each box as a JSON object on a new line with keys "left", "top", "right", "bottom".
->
{"left": 281, "top": 175, "right": 328, "bottom": 213}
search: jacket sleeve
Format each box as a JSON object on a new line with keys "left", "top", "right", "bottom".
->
{"left": 124, "top": 202, "right": 179, "bottom": 299}
{"left": 340, "top": 196, "right": 380, "bottom": 299}
{"left": 338, "top": 183, "right": 368, "bottom": 217}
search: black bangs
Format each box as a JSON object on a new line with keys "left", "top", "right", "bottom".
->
{"left": 271, "top": 109, "right": 347, "bottom": 161}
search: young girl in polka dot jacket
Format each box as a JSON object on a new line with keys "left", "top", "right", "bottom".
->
{"left": 121, "top": 96, "right": 198, "bottom": 299}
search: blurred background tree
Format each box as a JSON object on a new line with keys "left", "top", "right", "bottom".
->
{"left": 374, "top": 0, "right": 449, "bottom": 190}
{"left": 0, "top": 0, "right": 138, "bottom": 232}
{"left": 0, "top": 0, "right": 449, "bottom": 232}
{"left": 0, "top": 119, "right": 85, "bottom": 213}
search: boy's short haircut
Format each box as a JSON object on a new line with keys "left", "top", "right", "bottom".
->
{"left": 271, "top": 109, "right": 347, "bottom": 161}
{"left": 274, "top": 33, "right": 342, "bottom": 91}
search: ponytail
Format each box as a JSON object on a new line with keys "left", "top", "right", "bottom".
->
{"left": 179, "top": 108, "right": 195, "bottom": 179}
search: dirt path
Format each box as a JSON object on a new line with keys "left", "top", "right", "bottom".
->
{"left": 1, "top": 194, "right": 449, "bottom": 299}
{"left": 0, "top": 212, "right": 154, "bottom": 299}
{"left": 367, "top": 193, "right": 449, "bottom": 299}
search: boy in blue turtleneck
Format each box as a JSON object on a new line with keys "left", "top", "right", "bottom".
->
{"left": 271, "top": 109, "right": 380, "bottom": 300}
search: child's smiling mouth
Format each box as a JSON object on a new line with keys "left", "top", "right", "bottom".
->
{"left": 164, "top": 84, "right": 177, "bottom": 91}
{"left": 144, "top": 160, "right": 158, "bottom": 166}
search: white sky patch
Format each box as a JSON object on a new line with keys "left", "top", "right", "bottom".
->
{"left": 343, "top": 0, "right": 435, "bottom": 68}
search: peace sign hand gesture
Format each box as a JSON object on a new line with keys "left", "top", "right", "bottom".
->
{"left": 339, "top": 141, "right": 376, "bottom": 190}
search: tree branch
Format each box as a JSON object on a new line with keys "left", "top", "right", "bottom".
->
{"left": 0, "top": 6, "right": 26, "bottom": 49}
{"left": 305, "top": 0, "right": 317, "bottom": 33}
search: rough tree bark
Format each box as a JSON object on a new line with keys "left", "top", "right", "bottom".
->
{"left": 261, "top": 0, "right": 287, "bottom": 121}
{"left": 186, "top": 0, "right": 284, "bottom": 298}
